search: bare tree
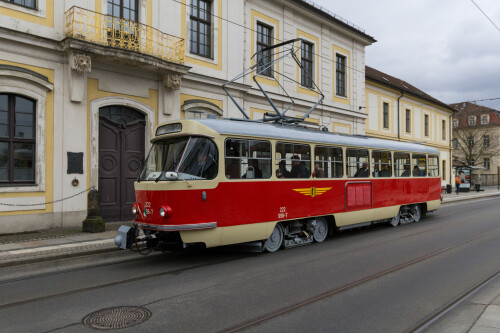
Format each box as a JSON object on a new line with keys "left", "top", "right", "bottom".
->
{"left": 453, "top": 124, "right": 500, "bottom": 167}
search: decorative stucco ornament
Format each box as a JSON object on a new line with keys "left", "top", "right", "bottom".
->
{"left": 72, "top": 53, "right": 92, "bottom": 73}
{"left": 165, "top": 73, "right": 181, "bottom": 90}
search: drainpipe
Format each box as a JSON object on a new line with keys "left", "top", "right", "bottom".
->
{"left": 397, "top": 91, "right": 404, "bottom": 141}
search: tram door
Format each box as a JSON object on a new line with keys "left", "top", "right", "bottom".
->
{"left": 99, "top": 106, "right": 145, "bottom": 221}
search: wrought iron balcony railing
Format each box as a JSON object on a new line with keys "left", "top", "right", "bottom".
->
{"left": 65, "top": 6, "right": 185, "bottom": 64}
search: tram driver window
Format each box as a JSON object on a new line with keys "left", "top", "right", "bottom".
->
{"left": 347, "top": 149, "right": 369, "bottom": 178}
{"left": 276, "top": 143, "right": 311, "bottom": 178}
{"left": 225, "top": 138, "right": 271, "bottom": 179}
{"left": 428, "top": 156, "right": 439, "bottom": 177}
{"left": 395, "top": 152, "right": 411, "bottom": 177}
{"left": 371, "top": 151, "right": 392, "bottom": 177}
{"left": 412, "top": 154, "right": 427, "bottom": 177}
{"left": 314, "top": 146, "right": 343, "bottom": 178}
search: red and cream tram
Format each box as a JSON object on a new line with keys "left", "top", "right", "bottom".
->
{"left": 114, "top": 118, "right": 442, "bottom": 253}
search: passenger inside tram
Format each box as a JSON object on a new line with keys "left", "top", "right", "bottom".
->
{"left": 401, "top": 164, "right": 411, "bottom": 177}
{"left": 354, "top": 162, "right": 369, "bottom": 177}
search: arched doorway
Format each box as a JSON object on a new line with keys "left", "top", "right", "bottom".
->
{"left": 99, "top": 105, "right": 145, "bottom": 221}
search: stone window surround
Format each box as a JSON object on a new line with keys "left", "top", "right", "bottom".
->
{"left": 0, "top": 68, "right": 53, "bottom": 193}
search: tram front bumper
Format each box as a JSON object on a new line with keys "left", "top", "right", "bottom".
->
{"left": 114, "top": 225, "right": 137, "bottom": 250}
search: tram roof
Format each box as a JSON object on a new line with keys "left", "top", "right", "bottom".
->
{"left": 193, "top": 119, "right": 440, "bottom": 155}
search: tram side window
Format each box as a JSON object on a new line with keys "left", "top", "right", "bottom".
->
{"left": 395, "top": 152, "right": 411, "bottom": 177}
{"left": 347, "top": 149, "right": 369, "bottom": 178}
{"left": 276, "top": 143, "right": 311, "bottom": 178}
{"left": 428, "top": 155, "right": 439, "bottom": 177}
{"left": 314, "top": 146, "right": 343, "bottom": 178}
{"left": 225, "top": 138, "right": 271, "bottom": 179}
{"left": 412, "top": 154, "right": 427, "bottom": 177}
{"left": 372, "top": 151, "right": 392, "bottom": 177}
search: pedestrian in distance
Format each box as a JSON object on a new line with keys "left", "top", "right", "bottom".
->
{"left": 455, "top": 172, "right": 462, "bottom": 194}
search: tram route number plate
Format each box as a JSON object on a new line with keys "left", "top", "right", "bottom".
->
{"left": 278, "top": 207, "right": 288, "bottom": 219}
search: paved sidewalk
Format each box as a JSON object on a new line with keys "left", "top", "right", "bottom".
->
{"left": 0, "top": 222, "right": 130, "bottom": 268}
{"left": 0, "top": 187, "right": 499, "bottom": 332}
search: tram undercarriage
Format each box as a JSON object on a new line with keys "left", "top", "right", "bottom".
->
{"left": 115, "top": 203, "right": 429, "bottom": 254}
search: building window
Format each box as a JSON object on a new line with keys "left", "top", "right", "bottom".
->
{"left": 405, "top": 109, "right": 411, "bottom": 133}
{"left": 483, "top": 135, "right": 490, "bottom": 148}
{"left": 424, "top": 114, "right": 429, "bottom": 137}
{"left": 484, "top": 158, "right": 490, "bottom": 170}
{"left": 468, "top": 136, "right": 474, "bottom": 147}
{"left": 1, "top": 0, "right": 36, "bottom": 9}
{"left": 256, "top": 22, "right": 273, "bottom": 77}
{"left": 0, "top": 94, "right": 36, "bottom": 185}
{"left": 382, "top": 102, "right": 389, "bottom": 129}
{"left": 190, "top": 0, "right": 212, "bottom": 58}
{"left": 300, "top": 41, "right": 313, "bottom": 88}
{"left": 442, "top": 160, "right": 446, "bottom": 181}
{"left": 442, "top": 119, "right": 446, "bottom": 140}
{"left": 469, "top": 116, "right": 476, "bottom": 126}
{"left": 452, "top": 138, "right": 458, "bottom": 149}
{"left": 453, "top": 119, "right": 458, "bottom": 128}
{"left": 335, "top": 54, "right": 346, "bottom": 97}
{"left": 481, "top": 115, "right": 489, "bottom": 125}
{"left": 107, "top": 0, "right": 138, "bottom": 21}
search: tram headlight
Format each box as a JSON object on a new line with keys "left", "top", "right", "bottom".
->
{"left": 159, "top": 205, "right": 172, "bottom": 218}
{"left": 131, "top": 203, "right": 139, "bottom": 215}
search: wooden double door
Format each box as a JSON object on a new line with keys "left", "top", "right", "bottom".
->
{"left": 99, "top": 106, "right": 145, "bottom": 221}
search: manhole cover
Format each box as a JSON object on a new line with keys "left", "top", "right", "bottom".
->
{"left": 82, "top": 306, "right": 151, "bottom": 330}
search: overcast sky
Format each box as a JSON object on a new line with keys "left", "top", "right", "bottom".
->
{"left": 313, "top": 0, "right": 500, "bottom": 110}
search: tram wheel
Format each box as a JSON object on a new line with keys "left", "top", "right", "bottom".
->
{"left": 264, "top": 223, "right": 284, "bottom": 253}
{"left": 313, "top": 217, "right": 328, "bottom": 243}
{"left": 389, "top": 209, "right": 401, "bottom": 227}
{"left": 410, "top": 204, "right": 421, "bottom": 222}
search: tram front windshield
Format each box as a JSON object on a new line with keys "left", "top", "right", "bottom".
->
{"left": 139, "top": 136, "right": 218, "bottom": 181}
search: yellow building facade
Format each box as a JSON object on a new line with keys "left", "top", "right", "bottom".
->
{"left": 365, "top": 66, "right": 455, "bottom": 186}
{"left": 0, "top": 0, "right": 374, "bottom": 232}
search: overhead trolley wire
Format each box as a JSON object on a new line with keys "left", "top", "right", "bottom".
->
{"left": 469, "top": 0, "right": 500, "bottom": 33}
{"left": 173, "top": 0, "right": 500, "bottom": 106}
{"left": 171, "top": 0, "right": 368, "bottom": 77}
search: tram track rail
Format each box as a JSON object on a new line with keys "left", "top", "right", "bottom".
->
{"left": 1, "top": 221, "right": 498, "bottom": 318}
{"left": 0, "top": 199, "right": 498, "bottom": 330}
{"left": 218, "top": 226, "right": 500, "bottom": 333}
{"left": 408, "top": 270, "right": 500, "bottom": 332}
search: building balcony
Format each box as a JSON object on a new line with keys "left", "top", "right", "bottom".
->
{"left": 65, "top": 6, "right": 185, "bottom": 66}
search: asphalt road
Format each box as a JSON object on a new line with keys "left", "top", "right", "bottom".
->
{"left": 1, "top": 197, "right": 500, "bottom": 333}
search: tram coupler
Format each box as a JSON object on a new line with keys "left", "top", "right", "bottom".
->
{"left": 114, "top": 223, "right": 139, "bottom": 250}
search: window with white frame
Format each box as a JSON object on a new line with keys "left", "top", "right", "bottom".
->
{"left": 481, "top": 115, "right": 489, "bottom": 125}
{"left": 1, "top": 0, "right": 36, "bottom": 9}
{"left": 0, "top": 94, "right": 36, "bottom": 185}
{"left": 256, "top": 22, "right": 273, "bottom": 77}
{"left": 453, "top": 119, "right": 458, "bottom": 128}
{"left": 468, "top": 136, "right": 474, "bottom": 147}
{"left": 405, "top": 109, "right": 411, "bottom": 133}
{"left": 483, "top": 135, "right": 490, "bottom": 148}
{"left": 300, "top": 40, "right": 313, "bottom": 88}
{"left": 335, "top": 54, "right": 347, "bottom": 97}
{"left": 190, "top": 0, "right": 212, "bottom": 58}
{"left": 383, "top": 102, "right": 389, "bottom": 129}
{"left": 469, "top": 116, "right": 476, "bottom": 125}
{"left": 424, "top": 114, "right": 429, "bottom": 137}
{"left": 484, "top": 158, "right": 490, "bottom": 170}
